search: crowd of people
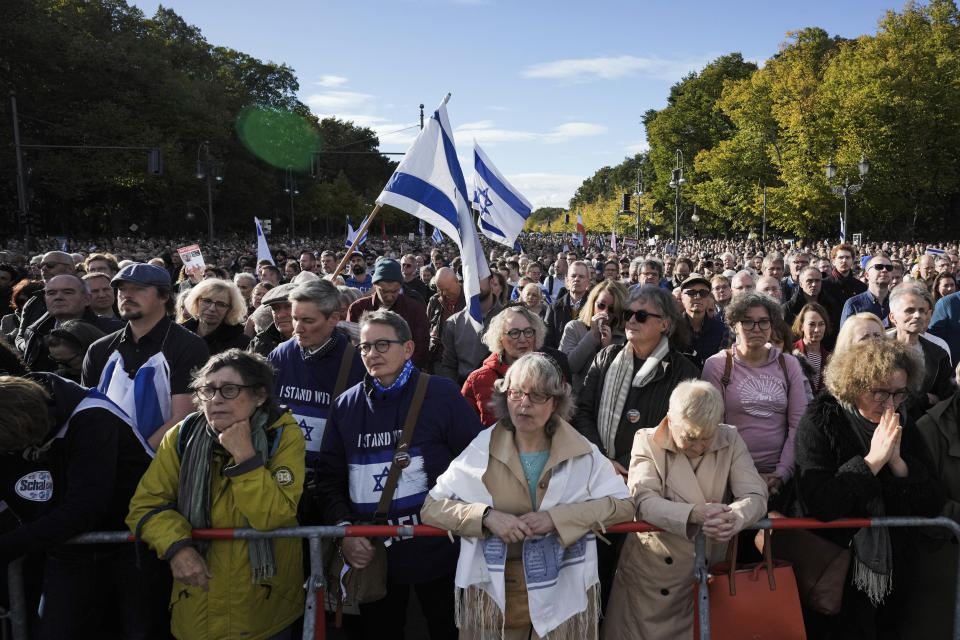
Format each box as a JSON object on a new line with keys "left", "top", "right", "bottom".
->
{"left": 2, "top": 229, "right": 960, "bottom": 639}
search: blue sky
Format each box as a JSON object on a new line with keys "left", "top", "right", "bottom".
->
{"left": 131, "top": 0, "right": 909, "bottom": 209}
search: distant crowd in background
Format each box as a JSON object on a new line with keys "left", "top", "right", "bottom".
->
{"left": 3, "top": 229, "right": 960, "bottom": 640}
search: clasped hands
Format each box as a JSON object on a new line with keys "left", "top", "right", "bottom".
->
{"left": 483, "top": 509, "right": 556, "bottom": 544}
{"left": 689, "top": 503, "right": 739, "bottom": 543}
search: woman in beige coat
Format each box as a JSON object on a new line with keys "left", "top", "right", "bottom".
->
{"left": 603, "top": 380, "right": 767, "bottom": 640}
{"left": 422, "top": 353, "right": 634, "bottom": 640}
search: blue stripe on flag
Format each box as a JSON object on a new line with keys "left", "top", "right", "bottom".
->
{"left": 384, "top": 173, "right": 460, "bottom": 231}
{"left": 474, "top": 156, "right": 531, "bottom": 218}
{"left": 434, "top": 111, "right": 469, "bottom": 204}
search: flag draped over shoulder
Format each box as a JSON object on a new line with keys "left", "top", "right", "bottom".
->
{"left": 254, "top": 217, "right": 275, "bottom": 265}
{"left": 346, "top": 215, "right": 369, "bottom": 249}
{"left": 377, "top": 93, "right": 490, "bottom": 329}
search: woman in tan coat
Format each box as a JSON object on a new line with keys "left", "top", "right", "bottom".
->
{"left": 422, "top": 353, "right": 634, "bottom": 639}
{"left": 603, "top": 380, "right": 767, "bottom": 640}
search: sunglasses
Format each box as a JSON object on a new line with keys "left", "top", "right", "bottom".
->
{"left": 595, "top": 301, "right": 610, "bottom": 311}
{"left": 872, "top": 264, "right": 894, "bottom": 272}
{"left": 623, "top": 309, "right": 663, "bottom": 324}
{"left": 682, "top": 289, "right": 711, "bottom": 299}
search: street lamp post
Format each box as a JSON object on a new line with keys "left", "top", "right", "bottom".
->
{"left": 196, "top": 141, "right": 221, "bottom": 243}
{"left": 668, "top": 149, "right": 686, "bottom": 248}
{"left": 762, "top": 184, "right": 767, "bottom": 247}
{"left": 284, "top": 168, "right": 299, "bottom": 242}
{"left": 825, "top": 156, "right": 869, "bottom": 243}
{"left": 635, "top": 168, "right": 644, "bottom": 241}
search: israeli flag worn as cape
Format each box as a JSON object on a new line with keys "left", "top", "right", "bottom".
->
{"left": 472, "top": 142, "right": 532, "bottom": 250}
{"left": 254, "top": 217, "right": 275, "bottom": 266}
{"left": 346, "top": 215, "right": 369, "bottom": 249}
{"left": 377, "top": 93, "right": 490, "bottom": 330}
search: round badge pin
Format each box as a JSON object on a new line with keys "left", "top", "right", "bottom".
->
{"left": 393, "top": 451, "right": 411, "bottom": 469}
{"left": 627, "top": 409, "right": 641, "bottom": 423}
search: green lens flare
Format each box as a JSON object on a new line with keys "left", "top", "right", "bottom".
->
{"left": 235, "top": 105, "right": 320, "bottom": 172}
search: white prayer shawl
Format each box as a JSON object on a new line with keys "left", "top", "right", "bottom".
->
{"left": 429, "top": 428, "right": 631, "bottom": 636}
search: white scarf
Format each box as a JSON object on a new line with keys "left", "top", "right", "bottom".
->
{"left": 596, "top": 335, "right": 671, "bottom": 456}
{"left": 428, "top": 427, "right": 630, "bottom": 637}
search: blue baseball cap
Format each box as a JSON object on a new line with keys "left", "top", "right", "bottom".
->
{"left": 111, "top": 263, "right": 171, "bottom": 288}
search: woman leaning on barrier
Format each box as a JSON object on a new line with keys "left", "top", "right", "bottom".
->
{"left": 793, "top": 339, "right": 944, "bottom": 638}
{"left": 127, "top": 349, "right": 306, "bottom": 640}
{"left": 422, "top": 352, "right": 633, "bottom": 639}
{"left": 603, "top": 380, "right": 768, "bottom": 640}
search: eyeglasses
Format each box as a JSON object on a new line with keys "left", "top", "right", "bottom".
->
{"left": 504, "top": 327, "right": 536, "bottom": 340}
{"left": 872, "top": 264, "right": 895, "bottom": 272}
{"left": 506, "top": 388, "right": 551, "bottom": 404}
{"left": 623, "top": 309, "right": 663, "bottom": 324}
{"left": 740, "top": 318, "right": 772, "bottom": 331}
{"left": 870, "top": 389, "right": 909, "bottom": 404}
{"left": 358, "top": 339, "right": 404, "bottom": 355}
{"left": 682, "top": 289, "right": 711, "bottom": 298}
{"left": 198, "top": 297, "right": 230, "bottom": 310}
{"left": 195, "top": 384, "right": 254, "bottom": 401}
{"left": 39, "top": 262, "right": 71, "bottom": 270}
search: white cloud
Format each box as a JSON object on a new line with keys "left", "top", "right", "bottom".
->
{"left": 544, "top": 122, "right": 607, "bottom": 143}
{"left": 454, "top": 120, "right": 606, "bottom": 145}
{"left": 522, "top": 55, "right": 705, "bottom": 82}
{"left": 624, "top": 140, "right": 650, "bottom": 155}
{"left": 315, "top": 75, "right": 348, "bottom": 88}
{"left": 304, "top": 91, "right": 374, "bottom": 111}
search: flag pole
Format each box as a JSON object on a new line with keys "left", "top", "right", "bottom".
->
{"left": 333, "top": 204, "right": 382, "bottom": 277}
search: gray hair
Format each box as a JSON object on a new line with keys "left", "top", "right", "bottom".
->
{"left": 482, "top": 306, "right": 546, "bottom": 354}
{"left": 628, "top": 285, "right": 686, "bottom": 345}
{"left": 189, "top": 349, "right": 279, "bottom": 414}
{"left": 359, "top": 309, "right": 412, "bottom": 343}
{"left": 668, "top": 380, "right": 724, "bottom": 438}
{"left": 289, "top": 279, "right": 340, "bottom": 316}
{"left": 233, "top": 272, "right": 257, "bottom": 288}
{"left": 889, "top": 284, "right": 933, "bottom": 314}
{"left": 490, "top": 353, "right": 572, "bottom": 436}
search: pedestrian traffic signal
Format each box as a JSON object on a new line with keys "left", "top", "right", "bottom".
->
{"left": 620, "top": 193, "right": 631, "bottom": 213}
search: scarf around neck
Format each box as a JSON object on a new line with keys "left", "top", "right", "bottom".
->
{"left": 372, "top": 359, "right": 414, "bottom": 400}
{"left": 596, "top": 335, "right": 671, "bottom": 457}
{"left": 177, "top": 406, "right": 277, "bottom": 582}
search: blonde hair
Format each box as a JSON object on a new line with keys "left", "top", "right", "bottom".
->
{"left": 578, "top": 279, "right": 628, "bottom": 329}
{"left": 184, "top": 278, "right": 247, "bottom": 326}
{"left": 825, "top": 339, "right": 923, "bottom": 406}
{"left": 834, "top": 312, "right": 886, "bottom": 352}
{"left": 667, "top": 380, "right": 724, "bottom": 438}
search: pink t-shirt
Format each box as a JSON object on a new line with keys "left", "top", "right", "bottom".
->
{"left": 701, "top": 348, "right": 811, "bottom": 482}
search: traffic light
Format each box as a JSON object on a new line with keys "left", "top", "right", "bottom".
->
{"left": 620, "top": 193, "right": 631, "bottom": 213}
{"left": 147, "top": 148, "right": 163, "bottom": 175}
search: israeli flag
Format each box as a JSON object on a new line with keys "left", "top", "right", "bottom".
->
{"left": 377, "top": 93, "right": 490, "bottom": 330}
{"left": 346, "top": 215, "right": 369, "bottom": 249}
{"left": 254, "top": 217, "right": 275, "bottom": 265}
{"left": 839, "top": 214, "right": 845, "bottom": 243}
{"left": 472, "top": 142, "right": 532, "bottom": 249}
{"left": 348, "top": 446, "right": 429, "bottom": 514}
{"left": 432, "top": 226, "right": 443, "bottom": 244}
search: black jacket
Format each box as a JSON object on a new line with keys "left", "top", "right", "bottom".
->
{"left": 782, "top": 288, "right": 843, "bottom": 351}
{"left": 544, "top": 289, "right": 589, "bottom": 350}
{"left": 21, "top": 308, "right": 123, "bottom": 372}
{"left": 182, "top": 318, "right": 251, "bottom": 356}
{"left": 0, "top": 373, "right": 151, "bottom": 563}
{"left": 793, "top": 394, "right": 944, "bottom": 549}
{"left": 823, "top": 270, "right": 867, "bottom": 306}
{"left": 571, "top": 343, "right": 699, "bottom": 467}
{"left": 249, "top": 323, "right": 286, "bottom": 358}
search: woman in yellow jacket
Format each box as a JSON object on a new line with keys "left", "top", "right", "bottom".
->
{"left": 127, "top": 349, "right": 305, "bottom": 640}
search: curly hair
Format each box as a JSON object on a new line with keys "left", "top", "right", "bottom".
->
{"left": 824, "top": 339, "right": 923, "bottom": 406}
{"left": 578, "top": 279, "right": 628, "bottom": 330}
{"left": 724, "top": 292, "right": 782, "bottom": 330}
{"left": 482, "top": 306, "right": 546, "bottom": 354}
{"left": 490, "top": 353, "right": 572, "bottom": 436}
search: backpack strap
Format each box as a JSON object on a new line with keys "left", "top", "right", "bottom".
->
{"left": 777, "top": 352, "right": 791, "bottom": 396}
{"left": 373, "top": 373, "right": 431, "bottom": 523}
{"left": 719, "top": 348, "right": 734, "bottom": 423}
{"left": 332, "top": 341, "right": 357, "bottom": 401}
{"left": 175, "top": 412, "right": 205, "bottom": 458}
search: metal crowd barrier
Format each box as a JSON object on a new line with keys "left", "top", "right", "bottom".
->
{"left": 3, "top": 516, "right": 959, "bottom": 640}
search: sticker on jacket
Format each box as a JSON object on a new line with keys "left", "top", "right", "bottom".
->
{"left": 15, "top": 471, "right": 54, "bottom": 502}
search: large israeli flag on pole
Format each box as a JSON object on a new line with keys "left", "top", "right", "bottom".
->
{"left": 254, "top": 217, "right": 275, "bottom": 265}
{"left": 472, "top": 142, "right": 532, "bottom": 249}
{"left": 377, "top": 93, "right": 489, "bottom": 330}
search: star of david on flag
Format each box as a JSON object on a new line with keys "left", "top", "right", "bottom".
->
{"left": 472, "top": 142, "right": 532, "bottom": 250}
